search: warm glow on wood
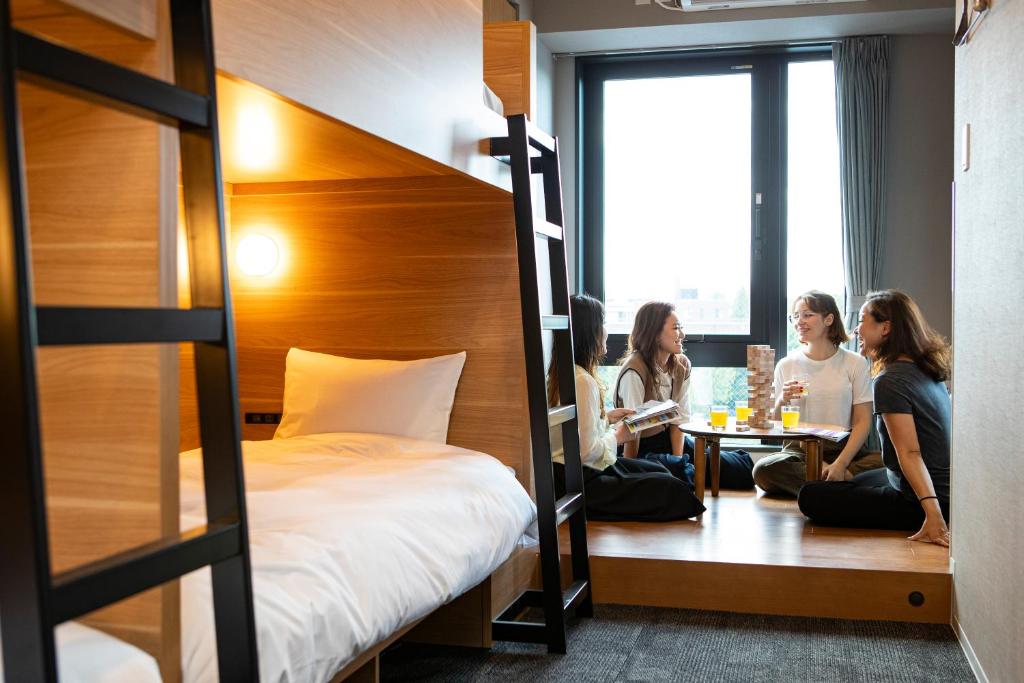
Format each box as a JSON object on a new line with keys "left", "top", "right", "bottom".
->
{"left": 235, "top": 103, "right": 278, "bottom": 170}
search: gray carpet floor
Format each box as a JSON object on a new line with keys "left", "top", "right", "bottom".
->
{"left": 381, "top": 605, "right": 974, "bottom": 682}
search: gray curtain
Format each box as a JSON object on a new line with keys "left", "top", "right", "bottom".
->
{"left": 833, "top": 36, "right": 890, "bottom": 342}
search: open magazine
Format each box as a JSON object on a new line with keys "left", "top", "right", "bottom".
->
{"left": 622, "top": 400, "right": 682, "bottom": 434}
{"left": 782, "top": 426, "right": 850, "bottom": 442}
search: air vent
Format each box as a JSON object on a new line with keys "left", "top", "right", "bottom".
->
{"left": 664, "top": 0, "right": 865, "bottom": 11}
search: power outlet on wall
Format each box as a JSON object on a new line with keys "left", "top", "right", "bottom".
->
{"left": 961, "top": 123, "right": 971, "bottom": 172}
{"left": 635, "top": 0, "right": 652, "bottom": 5}
{"left": 245, "top": 412, "right": 281, "bottom": 425}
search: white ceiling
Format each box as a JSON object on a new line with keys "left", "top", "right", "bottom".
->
{"left": 537, "top": 5, "right": 953, "bottom": 55}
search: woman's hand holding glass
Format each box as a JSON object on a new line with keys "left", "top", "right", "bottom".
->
{"left": 780, "top": 380, "right": 805, "bottom": 403}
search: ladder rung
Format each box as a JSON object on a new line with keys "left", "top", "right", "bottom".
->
{"left": 530, "top": 155, "right": 557, "bottom": 175}
{"left": 51, "top": 521, "right": 241, "bottom": 624}
{"left": 555, "top": 492, "right": 584, "bottom": 526}
{"left": 541, "top": 315, "right": 569, "bottom": 330}
{"left": 525, "top": 121, "right": 556, "bottom": 154}
{"left": 488, "top": 121, "right": 556, "bottom": 159}
{"left": 534, "top": 220, "right": 563, "bottom": 240}
{"left": 487, "top": 136, "right": 510, "bottom": 160}
{"left": 491, "top": 619, "right": 549, "bottom": 644}
{"left": 492, "top": 581, "right": 588, "bottom": 639}
{"left": 14, "top": 30, "right": 209, "bottom": 127}
{"left": 548, "top": 405, "right": 576, "bottom": 427}
{"left": 562, "top": 580, "right": 589, "bottom": 612}
{"left": 36, "top": 307, "right": 224, "bottom": 345}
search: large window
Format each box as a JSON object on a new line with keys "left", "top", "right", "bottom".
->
{"left": 581, "top": 48, "right": 844, "bottom": 386}
{"left": 603, "top": 74, "right": 752, "bottom": 337}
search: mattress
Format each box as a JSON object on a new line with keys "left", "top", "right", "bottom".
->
{"left": 179, "top": 432, "right": 536, "bottom": 682}
{"left": 0, "top": 622, "right": 161, "bottom": 683}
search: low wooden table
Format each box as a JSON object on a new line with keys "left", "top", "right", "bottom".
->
{"left": 677, "top": 419, "right": 843, "bottom": 502}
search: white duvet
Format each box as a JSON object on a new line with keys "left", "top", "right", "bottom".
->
{"left": 179, "top": 432, "right": 536, "bottom": 682}
{"left": 0, "top": 621, "right": 161, "bottom": 683}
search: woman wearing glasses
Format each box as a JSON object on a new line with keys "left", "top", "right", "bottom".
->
{"left": 614, "top": 301, "right": 755, "bottom": 489}
{"left": 752, "top": 291, "right": 879, "bottom": 496}
{"left": 798, "top": 290, "right": 951, "bottom": 546}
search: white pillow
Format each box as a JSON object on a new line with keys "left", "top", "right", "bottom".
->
{"left": 274, "top": 348, "right": 467, "bottom": 443}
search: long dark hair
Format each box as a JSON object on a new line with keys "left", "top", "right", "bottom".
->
{"left": 864, "top": 289, "right": 951, "bottom": 382}
{"left": 793, "top": 290, "right": 849, "bottom": 346}
{"left": 547, "top": 293, "right": 607, "bottom": 408}
{"left": 620, "top": 301, "right": 686, "bottom": 378}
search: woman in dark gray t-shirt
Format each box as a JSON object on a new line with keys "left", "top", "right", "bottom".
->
{"left": 798, "top": 290, "right": 952, "bottom": 547}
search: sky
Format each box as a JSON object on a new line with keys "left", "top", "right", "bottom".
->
{"left": 601, "top": 60, "right": 844, "bottom": 336}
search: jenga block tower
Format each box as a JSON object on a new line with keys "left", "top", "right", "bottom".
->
{"left": 746, "top": 345, "right": 775, "bottom": 429}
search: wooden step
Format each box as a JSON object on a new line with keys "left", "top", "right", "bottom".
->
{"left": 558, "top": 491, "right": 952, "bottom": 624}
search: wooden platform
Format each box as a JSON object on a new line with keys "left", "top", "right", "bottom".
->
{"left": 560, "top": 490, "right": 952, "bottom": 624}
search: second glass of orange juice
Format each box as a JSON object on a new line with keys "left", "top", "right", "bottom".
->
{"left": 710, "top": 405, "right": 728, "bottom": 429}
{"left": 781, "top": 405, "right": 800, "bottom": 429}
{"left": 735, "top": 400, "right": 752, "bottom": 424}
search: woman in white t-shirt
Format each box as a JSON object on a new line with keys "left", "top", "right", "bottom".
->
{"left": 752, "top": 291, "right": 880, "bottom": 496}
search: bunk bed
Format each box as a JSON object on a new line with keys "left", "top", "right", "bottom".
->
{"left": 2, "top": 1, "right": 584, "bottom": 680}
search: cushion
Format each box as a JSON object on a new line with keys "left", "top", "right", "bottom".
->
{"left": 274, "top": 348, "right": 467, "bottom": 443}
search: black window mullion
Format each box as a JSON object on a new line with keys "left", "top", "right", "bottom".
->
{"left": 580, "top": 57, "right": 604, "bottom": 302}
{"left": 759, "top": 54, "right": 788, "bottom": 362}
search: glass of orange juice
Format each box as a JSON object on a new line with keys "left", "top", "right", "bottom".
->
{"left": 781, "top": 405, "right": 800, "bottom": 429}
{"left": 735, "top": 400, "right": 752, "bottom": 424}
{"left": 710, "top": 405, "right": 728, "bottom": 430}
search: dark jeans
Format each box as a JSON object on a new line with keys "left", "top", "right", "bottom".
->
{"left": 798, "top": 468, "right": 951, "bottom": 531}
{"left": 554, "top": 458, "right": 705, "bottom": 522}
{"left": 623, "top": 430, "right": 755, "bottom": 490}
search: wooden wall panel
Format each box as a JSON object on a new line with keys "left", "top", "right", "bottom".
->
{"left": 484, "top": 21, "right": 537, "bottom": 120}
{"left": 61, "top": 0, "right": 157, "bottom": 38}
{"left": 181, "top": 176, "right": 532, "bottom": 486}
{"left": 210, "top": 0, "right": 511, "bottom": 190}
{"left": 13, "top": 2, "right": 179, "bottom": 679}
{"left": 483, "top": 0, "right": 517, "bottom": 23}
{"left": 216, "top": 74, "right": 447, "bottom": 184}
{"left": 12, "top": 0, "right": 164, "bottom": 75}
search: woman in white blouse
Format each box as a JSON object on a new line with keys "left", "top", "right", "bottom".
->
{"left": 548, "top": 294, "right": 704, "bottom": 521}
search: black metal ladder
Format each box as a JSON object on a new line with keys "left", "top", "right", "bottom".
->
{"left": 0, "top": 1, "right": 259, "bottom": 680}
{"left": 489, "top": 114, "right": 593, "bottom": 654}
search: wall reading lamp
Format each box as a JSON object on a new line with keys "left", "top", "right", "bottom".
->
{"left": 236, "top": 233, "right": 280, "bottom": 277}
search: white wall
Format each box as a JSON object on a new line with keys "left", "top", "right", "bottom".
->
{"left": 951, "top": 3, "right": 1024, "bottom": 682}
{"left": 553, "top": 54, "right": 577, "bottom": 290}
{"left": 881, "top": 35, "right": 954, "bottom": 339}
{"left": 536, "top": 38, "right": 555, "bottom": 134}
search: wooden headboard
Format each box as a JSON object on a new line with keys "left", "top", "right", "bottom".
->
{"left": 180, "top": 174, "right": 533, "bottom": 486}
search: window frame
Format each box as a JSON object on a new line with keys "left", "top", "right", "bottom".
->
{"left": 577, "top": 46, "right": 833, "bottom": 367}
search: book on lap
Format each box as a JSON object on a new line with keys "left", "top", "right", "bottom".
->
{"left": 623, "top": 400, "right": 681, "bottom": 434}
{"left": 783, "top": 426, "right": 850, "bottom": 442}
